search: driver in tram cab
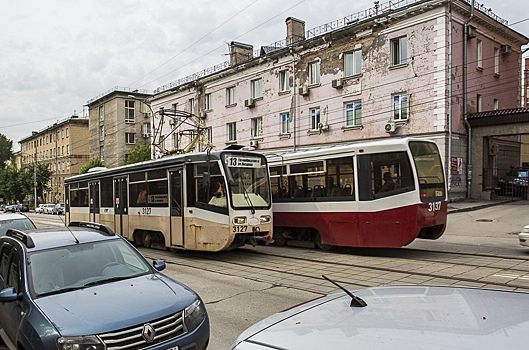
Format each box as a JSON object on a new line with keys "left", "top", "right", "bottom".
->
{"left": 208, "top": 182, "right": 227, "bottom": 207}
{"left": 377, "top": 172, "right": 395, "bottom": 193}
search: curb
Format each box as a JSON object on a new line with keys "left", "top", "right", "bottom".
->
{"left": 447, "top": 200, "right": 515, "bottom": 214}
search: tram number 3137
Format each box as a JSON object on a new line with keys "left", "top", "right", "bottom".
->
{"left": 428, "top": 201, "right": 442, "bottom": 212}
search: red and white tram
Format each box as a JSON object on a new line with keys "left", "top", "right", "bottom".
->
{"left": 267, "top": 138, "right": 447, "bottom": 249}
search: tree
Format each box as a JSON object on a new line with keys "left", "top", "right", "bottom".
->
{"left": 0, "top": 133, "right": 13, "bottom": 169}
{"left": 124, "top": 144, "right": 151, "bottom": 165}
{"left": 79, "top": 159, "right": 104, "bottom": 174}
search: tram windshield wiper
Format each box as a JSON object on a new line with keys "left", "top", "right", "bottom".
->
{"left": 322, "top": 275, "right": 367, "bottom": 307}
{"left": 243, "top": 188, "right": 256, "bottom": 214}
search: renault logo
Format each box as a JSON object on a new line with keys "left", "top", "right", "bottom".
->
{"left": 142, "top": 323, "right": 156, "bottom": 343}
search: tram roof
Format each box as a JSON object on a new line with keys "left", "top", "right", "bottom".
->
{"left": 65, "top": 148, "right": 260, "bottom": 183}
{"left": 265, "top": 137, "right": 434, "bottom": 163}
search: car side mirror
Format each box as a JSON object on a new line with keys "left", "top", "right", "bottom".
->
{"left": 153, "top": 259, "right": 166, "bottom": 272}
{"left": 0, "top": 287, "right": 18, "bottom": 303}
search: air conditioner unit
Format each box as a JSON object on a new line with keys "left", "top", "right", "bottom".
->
{"left": 245, "top": 98, "right": 255, "bottom": 107}
{"left": 318, "top": 122, "right": 329, "bottom": 131}
{"left": 299, "top": 85, "right": 309, "bottom": 96}
{"left": 467, "top": 25, "right": 477, "bottom": 39}
{"left": 384, "top": 122, "right": 396, "bottom": 133}
{"left": 249, "top": 140, "right": 259, "bottom": 147}
{"left": 142, "top": 133, "right": 151, "bottom": 139}
{"left": 501, "top": 45, "right": 511, "bottom": 55}
{"left": 332, "top": 78, "right": 343, "bottom": 89}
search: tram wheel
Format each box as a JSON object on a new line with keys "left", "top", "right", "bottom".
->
{"left": 273, "top": 229, "right": 287, "bottom": 246}
{"left": 142, "top": 232, "right": 152, "bottom": 248}
{"left": 315, "top": 233, "right": 333, "bottom": 251}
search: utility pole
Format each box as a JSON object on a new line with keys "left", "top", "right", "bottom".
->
{"left": 33, "top": 152, "right": 37, "bottom": 209}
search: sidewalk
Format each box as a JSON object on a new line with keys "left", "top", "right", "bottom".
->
{"left": 447, "top": 198, "right": 516, "bottom": 214}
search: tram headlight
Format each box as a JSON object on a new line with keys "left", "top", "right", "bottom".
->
{"left": 260, "top": 215, "right": 271, "bottom": 224}
{"left": 233, "top": 216, "right": 247, "bottom": 225}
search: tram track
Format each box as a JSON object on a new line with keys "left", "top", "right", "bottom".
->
{"left": 140, "top": 244, "right": 529, "bottom": 295}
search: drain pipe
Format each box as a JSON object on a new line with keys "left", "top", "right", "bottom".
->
{"left": 448, "top": 1, "right": 453, "bottom": 196}
{"left": 463, "top": 0, "right": 475, "bottom": 199}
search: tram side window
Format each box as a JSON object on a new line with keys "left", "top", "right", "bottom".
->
{"left": 357, "top": 151, "right": 415, "bottom": 201}
{"left": 70, "top": 182, "right": 89, "bottom": 207}
{"left": 100, "top": 178, "right": 113, "bottom": 207}
{"left": 270, "top": 166, "right": 288, "bottom": 199}
{"left": 327, "top": 156, "right": 355, "bottom": 198}
{"left": 130, "top": 180, "right": 168, "bottom": 207}
{"left": 194, "top": 163, "right": 223, "bottom": 206}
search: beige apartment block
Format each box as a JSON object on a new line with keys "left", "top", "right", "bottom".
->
{"left": 19, "top": 115, "right": 90, "bottom": 204}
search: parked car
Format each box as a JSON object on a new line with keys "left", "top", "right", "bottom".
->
{"left": 2, "top": 204, "right": 18, "bottom": 213}
{"left": 35, "top": 204, "right": 46, "bottom": 214}
{"left": 0, "top": 213, "right": 37, "bottom": 236}
{"left": 497, "top": 166, "right": 528, "bottom": 199}
{"left": 519, "top": 224, "right": 529, "bottom": 247}
{"left": 17, "top": 203, "right": 29, "bottom": 212}
{"left": 230, "top": 279, "right": 529, "bottom": 349}
{"left": 43, "top": 203, "right": 56, "bottom": 214}
{"left": 52, "top": 203, "right": 65, "bottom": 215}
{"left": 0, "top": 221, "right": 209, "bottom": 349}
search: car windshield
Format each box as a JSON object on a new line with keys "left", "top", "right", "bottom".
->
{"left": 28, "top": 239, "right": 152, "bottom": 297}
{"left": 0, "top": 218, "right": 36, "bottom": 236}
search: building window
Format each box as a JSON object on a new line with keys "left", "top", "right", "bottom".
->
{"left": 391, "top": 36, "right": 407, "bottom": 66}
{"left": 125, "top": 133, "right": 136, "bottom": 144}
{"left": 142, "top": 123, "right": 151, "bottom": 136}
{"left": 99, "top": 105, "right": 104, "bottom": 121}
{"left": 99, "top": 146, "right": 104, "bottom": 161}
{"left": 67, "top": 145, "right": 69, "bottom": 155}
{"left": 344, "top": 101, "right": 362, "bottom": 126}
{"left": 309, "top": 107, "right": 321, "bottom": 130}
{"left": 477, "top": 94, "right": 482, "bottom": 112}
{"left": 251, "top": 79, "right": 263, "bottom": 99}
{"left": 125, "top": 100, "right": 135, "bottom": 123}
{"left": 226, "top": 86, "right": 236, "bottom": 106}
{"left": 205, "top": 127, "right": 212, "bottom": 144}
{"left": 494, "top": 47, "right": 500, "bottom": 75}
{"left": 251, "top": 117, "right": 263, "bottom": 138}
{"left": 392, "top": 93, "right": 408, "bottom": 121}
{"left": 66, "top": 128, "right": 69, "bottom": 137}
{"left": 227, "top": 122, "right": 237, "bottom": 142}
{"left": 188, "top": 98, "right": 195, "bottom": 115}
{"left": 99, "top": 126, "right": 105, "bottom": 141}
{"left": 494, "top": 99, "right": 499, "bottom": 110}
{"left": 477, "top": 39, "right": 483, "bottom": 69}
{"left": 308, "top": 61, "right": 320, "bottom": 85}
{"left": 205, "top": 93, "right": 212, "bottom": 111}
{"left": 344, "top": 49, "right": 362, "bottom": 77}
{"left": 280, "top": 112, "right": 290, "bottom": 134}
{"left": 279, "top": 70, "right": 290, "bottom": 92}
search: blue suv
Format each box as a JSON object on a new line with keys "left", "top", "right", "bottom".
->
{"left": 0, "top": 222, "right": 209, "bottom": 349}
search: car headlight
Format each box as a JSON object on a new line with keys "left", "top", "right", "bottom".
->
{"left": 57, "top": 335, "right": 105, "bottom": 350}
{"left": 184, "top": 299, "right": 206, "bottom": 332}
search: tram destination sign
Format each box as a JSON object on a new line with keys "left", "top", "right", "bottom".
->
{"left": 226, "top": 156, "right": 262, "bottom": 168}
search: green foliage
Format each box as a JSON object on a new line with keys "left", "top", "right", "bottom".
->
{"left": 0, "top": 133, "right": 13, "bottom": 169}
{"left": 124, "top": 144, "right": 151, "bottom": 165}
{"left": 79, "top": 159, "right": 104, "bottom": 174}
{"left": 0, "top": 162, "right": 52, "bottom": 203}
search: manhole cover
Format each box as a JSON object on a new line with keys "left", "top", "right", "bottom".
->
{"left": 476, "top": 219, "right": 493, "bottom": 222}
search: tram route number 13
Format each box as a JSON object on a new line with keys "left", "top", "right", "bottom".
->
{"left": 428, "top": 201, "right": 442, "bottom": 212}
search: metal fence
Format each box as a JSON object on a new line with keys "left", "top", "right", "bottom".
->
{"left": 483, "top": 167, "right": 528, "bottom": 200}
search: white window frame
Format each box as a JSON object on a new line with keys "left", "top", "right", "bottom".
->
{"left": 226, "top": 86, "right": 236, "bottom": 106}
{"left": 391, "top": 36, "right": 407, "bottom": 66}
{"left": 251, "top": 117, "right": 263, "bottom": 138}
{"left": 280, "top": 112, "right": 290, "bottom": 134}
{"left": 125, "top": 132, "right": 136, "bottom": 145}
{"left": 99, "top": 126, "right": 105, "bottom": 141}
{"left": 251, "top": 79, "right": 263, "bottom": 99}
{"left": 344, "top": 101, "right": 362, "bottom": 126}
{"left": 477, "top": 94, "right": 482, "bottom": 112}
{"left": 125, "top": 100, "right": 135, "bottom": 123}
{"left": 494, "top": 47, "right": 500, "bottom": 75}
{"left": 279, "top": 70, "right": 290, "bottom": 92}
{"left": 309, "top": 107, "right": 321, "bottom": 130}
{"left": 392, "top": 93, "right": 408, "bottom": 121}
{"left": 99, "top": 146, "right": 104, "bottom": 161}
{"left": 308, "top": 61, "right": 320, "bottom": 85}
{"left": 477, "top": 39, "right": 483, "bottom": 69}
{"left": 494, "top": 99, "right": 499, "bottom": 110}
{"left": 227, "top": 122, "right": 237, "bottom": 142}
{"left": 99, "top": 105, "right": 104, "bottom": 121}
{"left": 344, "top": 49, "right": 362, "bottom": 77}
{"left": 188, "top": 98, "right": 195, "bottom": 115}
{"left": 205, "top": 93, "right": 212, "bottom": 111}
{"left": 142, "top": 123, "right": 151, "bottom": 135}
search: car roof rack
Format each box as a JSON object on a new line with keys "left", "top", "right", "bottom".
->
{"left": 68, "top": 221, "right": 115, "bottom": 236}
{"left": 6, "top": 229, "right": 35, "bottom": 248}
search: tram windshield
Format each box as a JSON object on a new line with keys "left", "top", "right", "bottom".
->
{"left": 223, "top": 153, "right": 271, "bottom": 209}
{"left": 410, "top": 141, "right": 446, "bottom": 201}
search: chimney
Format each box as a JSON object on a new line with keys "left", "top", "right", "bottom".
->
{"left": 286, "top": 17, "right": 305, "bottom": 46}
{"left": 229, "top": 41, "right": 253, "bottom": 66}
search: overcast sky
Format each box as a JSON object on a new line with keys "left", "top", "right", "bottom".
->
{"left": 2, "top": 0, "right": 528, "bottom": 152}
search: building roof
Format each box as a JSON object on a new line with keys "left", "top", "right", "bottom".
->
{"left": 467, "top": 107, "right": 529, "bottom": 127}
